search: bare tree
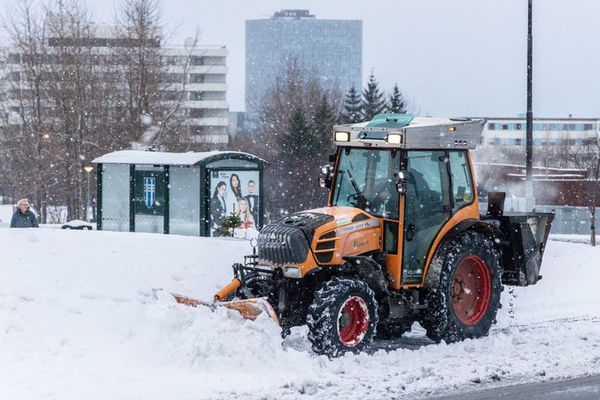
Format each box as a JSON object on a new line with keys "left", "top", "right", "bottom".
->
{"left": 0, "top": 0, "right": 53, "bottom": 221}
{"left": 43, "top": 0, "right": 121, "bottom": 219}
{"left": 237, "top": 60, "right": 342, "bottom": 219}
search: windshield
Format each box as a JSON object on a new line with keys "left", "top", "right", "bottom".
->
{"left": 331, "top": 148, "right": 399, "bottom": 219}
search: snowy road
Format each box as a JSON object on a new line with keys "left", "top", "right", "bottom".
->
{"left": 429, "top": 374, "right": 600, "bottom": 400}
{"left": 1, "top": 229, "right": 599, "bottom": 400}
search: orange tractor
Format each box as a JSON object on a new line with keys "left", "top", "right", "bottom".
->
{"left": 193, "top": 114, "right": 553, "bottom": 357}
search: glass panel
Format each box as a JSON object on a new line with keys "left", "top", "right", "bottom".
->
{"left": 209, "top": 170, "right": 261, "bottom": 237}
{"left": 331, "top": 148, "right": 399, "bottom": 219}
{"left": 169, "top": 167, "right": 200, "bottom": 236}
{"left": 449, "top": 151, "right": 474, "bottom": 209}
{"left": 402, "top": 150, "right": 451, "bottom": 284}
{"left": 384, "top": 221, "right": 399, "bottom": 254}
{"left": 101, "top": 164, "right": 130, "bottom": 232}
{"left": 134, "top": 169, "right": 165, "bottom": 234}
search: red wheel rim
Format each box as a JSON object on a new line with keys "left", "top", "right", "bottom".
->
{"left": 452, "top": 255, "right": 491, "bottom": 325}
{"left": 337, "top": 296, "right": 370, "bottom": 346}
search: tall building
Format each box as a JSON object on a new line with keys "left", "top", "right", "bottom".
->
{"left": 1, "top": 24, "right": 229, "bottom": 147}
{"left": 245, "top": 9, "right": 362, "bottom": 119}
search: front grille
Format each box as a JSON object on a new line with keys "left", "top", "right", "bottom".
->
{"left": 258, "top": 224, "right": 310, "bottom": 265}
{"left": 257, "top": 211, "right": 334, "bottom": 266}
{"left": 315, "top": 231, "right": 336, "bottom": 264}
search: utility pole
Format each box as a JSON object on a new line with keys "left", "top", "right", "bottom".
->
{"left": 525, "top": 0, "right": 534, "bottom": 210}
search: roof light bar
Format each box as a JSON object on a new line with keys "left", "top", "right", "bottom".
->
{"left": 385, "top": 132, "right": 404, "bottom": 145}
{"left": 334, "top": 131, "right": 350, "bottom": 142}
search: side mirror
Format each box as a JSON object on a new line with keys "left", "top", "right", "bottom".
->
{"left": 319, "top": 165, "right": 334, "bottom": 189}
{"left": 396, "top": 172, "right": 407, "bottom": 194}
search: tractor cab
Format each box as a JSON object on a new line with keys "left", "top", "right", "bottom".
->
{"left": 325, "top": 114, "right": 484, "bottom": 287}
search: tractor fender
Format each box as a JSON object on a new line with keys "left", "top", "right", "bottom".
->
{"left": 424, "top": 218, "right": 505, "bottom": 290}
{"left": 342, "top": 255, "right": 390, "bottom": 301}
{"left": 442, "top": 218, "right": 506, "bottom": 247}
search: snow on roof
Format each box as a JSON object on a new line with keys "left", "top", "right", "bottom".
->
{"left": 93, "top": 150, "right": 265, "bottom": 166}
{"left": 349, "top": 116, "right": 478, "bottom": 129}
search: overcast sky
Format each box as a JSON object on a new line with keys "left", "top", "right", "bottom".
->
{"left": 5, "top": 0, "right": 600, "bottom": 117}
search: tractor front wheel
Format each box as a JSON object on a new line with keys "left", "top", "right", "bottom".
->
{"left": 307, "top": 278, "right": 378, "bottom": 357}
{"left": 421, "top": 231, "right": 502, "bottom": 343}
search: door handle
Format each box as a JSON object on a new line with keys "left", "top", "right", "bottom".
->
{"left": 406, "top": 223, "right": 415, "bottom": 241}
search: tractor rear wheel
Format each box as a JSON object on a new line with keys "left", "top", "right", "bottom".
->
{"left": 421, "top": 231, "right": 502, "bottom": 343}
{"left": 307, "top": 278, "right": 378, "bottom": 357}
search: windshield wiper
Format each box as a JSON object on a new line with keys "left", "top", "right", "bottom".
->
{"left": 346, "top": 169, "right": 368, "bottom": 209}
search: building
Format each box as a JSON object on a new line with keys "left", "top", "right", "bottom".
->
{"left": 479, "top": 117, "right": 599, "bottom": 147}
{"left": 473, "top": 117, "right": 600, "bottom": 233}
{"left": 245, "top": 9, "right": 362, "bottom": 119}
{"left": 161, "top": 41, "right": 229, "bottom": 146}
{"left": 1, "top": 24, "right": 229, "bottom": 146}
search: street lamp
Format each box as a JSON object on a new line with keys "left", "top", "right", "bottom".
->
{"left": 83, "top": 165, "right": 94, "bottom": 222}
{"left": 525, "top": 0, "right": 534, "bottom": 210}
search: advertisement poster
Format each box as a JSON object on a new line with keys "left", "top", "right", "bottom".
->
{"left": 209, "top": 170, "right": 260, "bottom": 237}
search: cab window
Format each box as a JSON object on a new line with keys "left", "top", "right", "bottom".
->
{"left": 331, "top": 148, "right": 399, "bottom": 219}
{"left": 449, "top": 151, "right": 473, "bottom": 209}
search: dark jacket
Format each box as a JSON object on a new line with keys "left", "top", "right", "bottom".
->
{"left": 10, "top": 209, "right": 39, "bottom": 228}
{"left": 210, "top": 195, "right": 227, "bottom": 229}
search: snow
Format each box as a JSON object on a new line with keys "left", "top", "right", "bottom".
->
{"left": 0, "top": 229, "right": 599, "bottom": 399}
{"left": 93, "top": 150, "right": 265, "bottom": 166}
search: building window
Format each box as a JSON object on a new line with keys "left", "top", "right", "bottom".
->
{"left": 160, "top": 73, "right": 184, "bottom": 84}
{"left": 189, "top": 91, "right": 204, "bottom": 101}
{"left": 584, "top": 124, "right": 594, "bottom": 130}
{"left": 515, "top": 138, "right": 522, "bottom": 145}
{"left": 501, "top": 124, "right": 508, "bottom": 130}
{"left": 488, "top": 123, "right": 496, "bottom": 130}
{"left": 189, "top": 74, "right": 204, "bottom": 83}
{"left": 515, "top": 123, "right": 522, "bottom": 130}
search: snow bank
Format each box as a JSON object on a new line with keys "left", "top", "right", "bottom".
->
{"left": 0, "top": 229, "right": 599, "bottom": 399}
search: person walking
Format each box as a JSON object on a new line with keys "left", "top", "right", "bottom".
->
{"left": 10, "top": 198, "right": 39, "bottom": 228}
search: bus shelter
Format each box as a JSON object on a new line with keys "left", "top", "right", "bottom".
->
{"left": 93, "top": 150, "right": 267, "bottom": 236}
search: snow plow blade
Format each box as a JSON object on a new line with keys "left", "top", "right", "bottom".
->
{"left": 172, "top": 293, "right": 279, "bottom": 324}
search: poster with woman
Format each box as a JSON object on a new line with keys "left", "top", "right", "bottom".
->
{"left": 209, "top": 170, "right": 260, "bottom": 237}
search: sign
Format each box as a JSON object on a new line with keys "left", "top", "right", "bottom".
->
{"left": 144, "top": 177, "right": 156, "bottom": 209}
{"left": 209, "top": 170, "right": 260, "bottom": 237}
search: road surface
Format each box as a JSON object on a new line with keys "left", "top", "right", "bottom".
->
{"left": 428, "top": 375, "right": 600, "bottom": 400}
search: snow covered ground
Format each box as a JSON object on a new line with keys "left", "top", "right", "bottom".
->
{"left": 0, "top": 228, "right": 599, "bottom": 400}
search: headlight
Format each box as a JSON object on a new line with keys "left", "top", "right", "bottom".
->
{"left": 283, "top": 266, "right": 302, "bottom": 279}
{"left": 386, "top": 132, "right": 403, "bottom": 145}
{"left": 334, "top": 131, "right": 350, "bottom": 142}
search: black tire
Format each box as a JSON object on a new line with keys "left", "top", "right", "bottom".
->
{"left": 307, "top": 277, "right": 378, "bottom": 357}
{"left": 421, "top": 231, "right": 502, "bottom": 343}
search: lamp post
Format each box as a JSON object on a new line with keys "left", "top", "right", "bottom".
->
{"left": 84, "top": 165, "right": 94, "bottom": 222}
{"left": 525, "top": 0, "right": 534, "bottom": 210}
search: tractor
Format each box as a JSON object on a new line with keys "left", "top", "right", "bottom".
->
{"left": 207, "top": 114, "right": 553, "bottom": 357}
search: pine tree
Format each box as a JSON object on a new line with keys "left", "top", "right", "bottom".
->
{"left": 361, "top": 72, "right": 386, "bottom": 121}
{"left": 278, "top": 107, "right": 319, "bottom": 157}
{"left": 340, "top": 86, "right": 362, "bottom": 124}
{"left": 387, "top": 83, "right": 407, "bottom": 114}
{"left": 312, "top": 94, "right": 336, "bottom": 143}
{"left": 216, "top": 211, "right": 242, "bottom": 237}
